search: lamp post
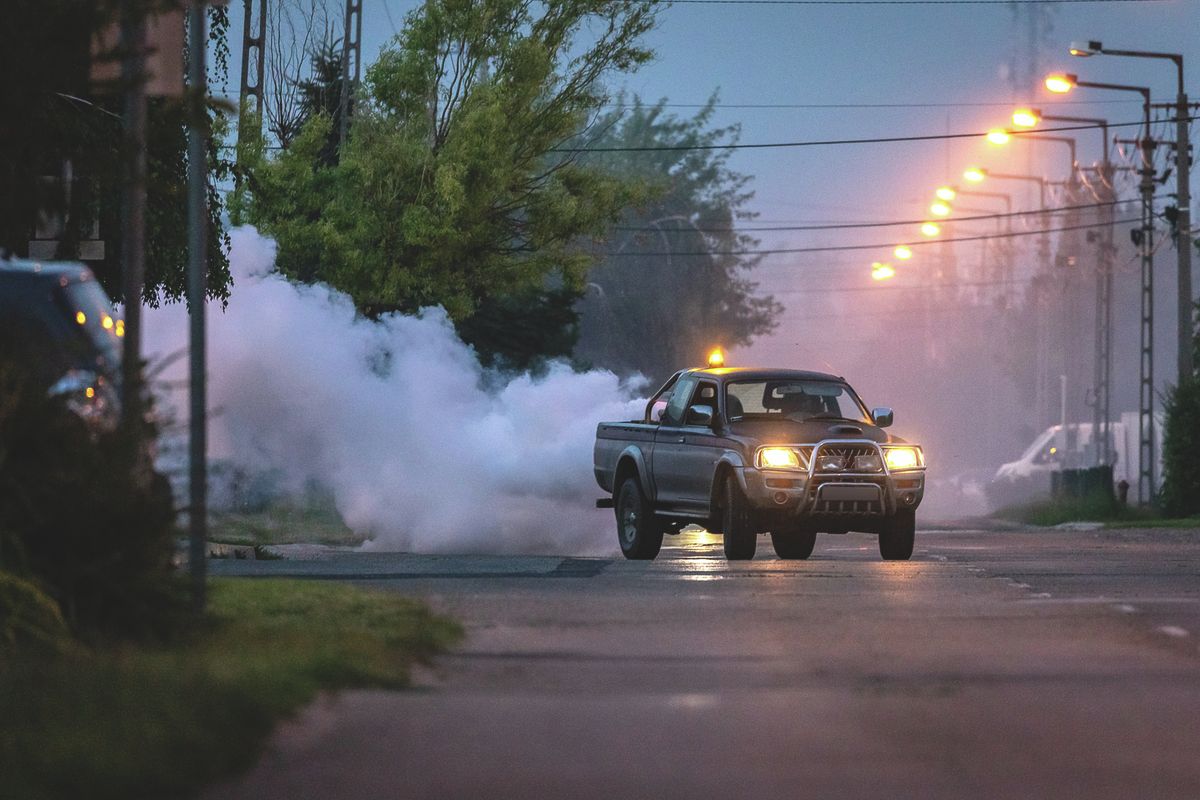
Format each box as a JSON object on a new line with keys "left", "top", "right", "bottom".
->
{"left": 1046, "top": 72, "right": 1157, "bottom": 503}
{"left": 1071, "top": 42, "right": 1193, "bottom": 382}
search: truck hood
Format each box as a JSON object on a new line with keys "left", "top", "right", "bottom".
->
{"left": 725, "top": 419, "right": 910, "bottom": 445}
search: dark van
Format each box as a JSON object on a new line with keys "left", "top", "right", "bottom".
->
{"left": 0, "top": 258, "right": 123, "bottom": 429}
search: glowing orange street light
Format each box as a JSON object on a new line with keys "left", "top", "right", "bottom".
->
{"left": 1044, "top": 73, "right": 1077, "bottom": 94}
{"left": 893, "top": 245, "right": 913, "bottom": 260}
{"left": 75, "top": 311, "right": 86, "bottom": 325}
{"left": 935, "top": 186, "right": 957, "bottom": 202}
{"left": 985, "top": 128, "right": 1011, "bottom": 145}
{"left": 920, "top": 222, "right": 941, "bottom": 237}
{"left": 963, "top": 166, "right": 987, "bottom": 183}
{"left": 1011, "top": 108, "right": 1041, "bottom": 128}
{"left": 930, "top": 200, "right": 952, "bottom": 217}
{"left": 871, "top": 262, "right": 896, "bottom": 281}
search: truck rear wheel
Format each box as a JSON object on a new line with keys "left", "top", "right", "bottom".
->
{"left": 721, "top": 477, "right": 756, "bottom": 560}
{"left": 615, "top": 477, "right": 663, "bottom": 560}
{"left": 770, "top": 527, "right": 817, "bottom": 559}
{"left": 878, "top": 509, "right": 915, "bottom": 561}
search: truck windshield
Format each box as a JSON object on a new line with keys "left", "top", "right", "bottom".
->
{"left": 726, "top": 380, "right": 871, "bottom": 424}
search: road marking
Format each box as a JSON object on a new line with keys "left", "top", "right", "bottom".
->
{"left": 665, "top": 693, "right": 719, "bottom": 710}
{"left": 1113, "top": 604, "right": 1138, "bottom": 614}
{"left": 1158, "top": 626, "right": 1190, "bottom": 638}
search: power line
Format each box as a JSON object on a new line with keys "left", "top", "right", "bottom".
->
{"left": 769, "top": 277, "right": 1031, "bottom": 295}
{"left": 614, "top": 197, "right": 1152, "bottom": 233}
{"left": 604, "top": 99, "right": 1140, "bottom": 110}
{"left": 666, "top": 0, "right": 1166, "bottom": 4}
{"left": 606, "top": 217, "right": 1142, "bottom": 256}
{"left": 562, "top": 117, "right": 1197, "bottom": 153}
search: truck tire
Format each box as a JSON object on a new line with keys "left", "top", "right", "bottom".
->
{"left": 770, "top": 527, "right": 817, "bottom": 559}
{"left": 615, "top": 477, "right": 664, "bottom": 560}
{"left": 878, "top": 509, "right": 915, "bottom": 561}
{"left": 721, "top": 476, "right": 756, "bottom": 560}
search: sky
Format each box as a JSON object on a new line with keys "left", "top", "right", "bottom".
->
{"left": 217, "top": 0, "right": 1200, "bottom": 481}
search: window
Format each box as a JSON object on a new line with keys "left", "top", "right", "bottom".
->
{"left": 725, "top": 379, "right": 870, "bottom": 423}
{"left": 662, "top": 376, "right": 698, "bottom": 426}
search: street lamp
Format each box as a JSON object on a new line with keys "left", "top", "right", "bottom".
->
{"left": 985, "top": 128, "right": 1011, "bottom": 145}
{"left": 935, "top": 186, "right": 957, "bottom": 202}
{"left": 920, "top": 222, "right": 941, "bottom": 238}
{"left": 930, "top": 200, "right": 952, "bottom": 217}
{"left": 871, "top": 262, "right": 896, "bottom": 281}
{"left": 1044, "top": 68, "right": 1157, "bottom": 503}
{"left": 894, "top": 245, "right": 914, "bottom": 260}
{"left": 1068, "top": 41, "right": 1192, "bottom": 386}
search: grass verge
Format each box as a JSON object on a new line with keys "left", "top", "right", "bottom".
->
{"left": 209, "top": 505, "right": 365, "bottom": 547}
{"left": 992, "top": 495, "right": 1200, "bottom": 529}
{"left": 0, "top": 578, "right": 460, "bottom": 800}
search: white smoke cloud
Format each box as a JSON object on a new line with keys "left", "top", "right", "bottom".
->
{"left": 143, "top": 227, "right": 644, "bottom": 556}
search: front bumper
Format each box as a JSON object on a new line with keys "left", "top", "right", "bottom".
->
{"left": 736, "top": 441, "right": 924, "bottom": 518}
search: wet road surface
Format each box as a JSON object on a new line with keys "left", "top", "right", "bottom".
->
{"left": 207, "top": 527, "right": 1200, "bottom": 799}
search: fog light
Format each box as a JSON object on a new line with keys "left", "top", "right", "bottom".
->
{"left": 816, "top": 455, "right": 847, "bottom": 472}
{"left": 902, "top": 492, "right": 917, "bottom": 506}
{"left": 773, "top": 491, "right": 789, "bottom": 505}
{"left": 852, "top": 454, "right": 883, "bottom": 473}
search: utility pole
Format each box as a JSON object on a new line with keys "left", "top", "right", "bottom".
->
{"left": 237, "top": 0, "right": 265, "bottom": 160}
{"left": 339, "top": 0, "right": 363, "bottom": 149}
{"left": 1173, "top": 86, "right": 1193, "bottom": 380}
{"left": 119, "top": 0, "right": 147, "bottom": 433}
{"left": 1135, "top": 105, "right": 1157, "bottom": 504}
{"left": 187, "top": 1, "right": 210, "bottom": 613}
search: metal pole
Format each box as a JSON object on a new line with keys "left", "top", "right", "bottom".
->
{"left": 1176, "top": 88, "right": 1193, "bottom": 381}
{"left": 119, "top": 1, "right": 147, "bottom": 436}
{"left": 338, "top": 0, "right": 363, "bottom": 151}
{"left": 187, "top": 1, "right": 209, "bottom": 612}
{"left": 1138, "top": 99, "right": 1156, "bottom": 503}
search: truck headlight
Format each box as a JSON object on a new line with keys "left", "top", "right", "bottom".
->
{"left": 884, "top": 446, "right": 923, "bottom": 471}
{"left": 758, "top": 447, "right": 802, "bottom": 469}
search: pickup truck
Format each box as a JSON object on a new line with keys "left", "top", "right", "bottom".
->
{"left": 594, "top": 367, "right": 925, "bottom": 561}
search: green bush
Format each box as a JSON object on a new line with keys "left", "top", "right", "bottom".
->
{"left": 0, "top": 355, "right": 186, "bottom": 642}
{"left": 1160, "top": 377, "right": 1200, "bottom": 517}
{"left": 0, "top": 571, "right": 70, "bottom": 652}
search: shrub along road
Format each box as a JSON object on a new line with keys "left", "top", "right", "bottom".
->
{"left": 208, "top": 527, "right": 1200, "bottom": 799}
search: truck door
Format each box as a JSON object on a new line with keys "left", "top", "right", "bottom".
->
{"left": 654, "top": 378, "right": 723, "bottom": 513}
{"left": 652, "top": 375, "right": 698, "bottom": 507}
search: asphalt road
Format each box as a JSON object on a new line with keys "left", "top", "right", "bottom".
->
{"left": 207, "top": 526, "right": 1200, "bottom": 799}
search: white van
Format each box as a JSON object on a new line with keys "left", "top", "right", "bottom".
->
{"left": 990, "top": 413, "right": 1164, "bottom": 507}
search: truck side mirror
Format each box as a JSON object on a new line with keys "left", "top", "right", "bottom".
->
{"left": 686, "top": 405, "right": 714, "bottom": 427}
{"left": 871, "top": 407, "right": 894, "bottom": 428}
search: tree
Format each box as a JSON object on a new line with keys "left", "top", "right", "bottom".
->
{"left": 0, "top": 1, "right": 232, "bottom": 305}
{"left": 1159, "top": 300, "right": 1200, "bottom": 517}
{"left": 263, "top": 0, "right": 335, "bottom": 150}
{"left": 240, "top": 0, "right": 658, "bottom": 322}
{"left": 574, "top": 97, "right": 781, "bottom": 381}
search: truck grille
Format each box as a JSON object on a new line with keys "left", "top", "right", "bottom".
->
{"left": 814, "top": 443, "right": 877, "bottom": 460}
{"left": 812, "top": 498, "right": 884, "bottom": 514}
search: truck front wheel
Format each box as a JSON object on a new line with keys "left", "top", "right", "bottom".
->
{"left": 878, "top": 509, "right": 915, "bottom": 561}
{"left": 615, "top": 477, "right": 664, "bottom": 560}
{"left": 721, "top": 477, "right": 757, "bottom": 560}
